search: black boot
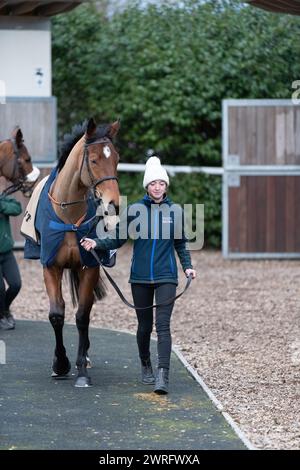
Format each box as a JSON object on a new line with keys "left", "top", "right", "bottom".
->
{"left": 154, "top": 367, "right": 169, "bottom": 395}
{"left": 4, "top": 310, "right": 15, "bottom": 329}
{"left": 141, "top": 359, "right": 155, "bottom": 385}
{"left": 0, "top": 313, "right": 14, "bottom": 330}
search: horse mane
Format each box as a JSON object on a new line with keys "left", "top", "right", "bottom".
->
{"left": 57, "top": 120, "right": 111, "bottom": 172}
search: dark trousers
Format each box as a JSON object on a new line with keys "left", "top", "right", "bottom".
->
{"left": 0, "top": 251, "right": 22, "bottom": 314}
{"left": 131, "top": 283, "right": 176, "bottom": 370}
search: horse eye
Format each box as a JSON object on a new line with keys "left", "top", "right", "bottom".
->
{"left": 25, "top": 157, "right": 31, "bottom": 163}
{"left": 91, "top": 159, "right": 97, "bottom": 164}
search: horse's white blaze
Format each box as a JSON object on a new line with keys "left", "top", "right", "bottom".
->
{"left": 103, "top": 145, "right": 111, "bottom": 159}
{"left": 26, "top": 165, "right": 40, "bottom": 182}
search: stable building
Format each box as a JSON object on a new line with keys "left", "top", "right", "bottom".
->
{"left": 0, "top": 1, "right": 88, "bottom": 245}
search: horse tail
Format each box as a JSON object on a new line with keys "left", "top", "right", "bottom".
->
{"left": 94, "top": 272, "right": 107, "bottom": 301}
{"left": 68, "top": 269, "right": 80, "bottom": 307}
{"left": 67, "top": 269, "right": 107, "bottom": 308}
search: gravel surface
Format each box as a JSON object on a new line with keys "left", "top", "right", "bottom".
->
{"left": 11, "top": 247, "right": 300, "bottom": 450}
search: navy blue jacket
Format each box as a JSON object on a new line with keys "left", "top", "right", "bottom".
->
{"left": 95, "top": 194, "right": 193, "bottom": 285}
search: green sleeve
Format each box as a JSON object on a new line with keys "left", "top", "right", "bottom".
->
{"left": 0, "top": 197, "right": 22, "bottom": 217}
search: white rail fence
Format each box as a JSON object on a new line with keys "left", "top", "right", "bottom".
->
{"left": 38, "top": 161, "right": 224, "bottom": 176}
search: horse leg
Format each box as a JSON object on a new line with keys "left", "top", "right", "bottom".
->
{"left": 74, "top": 267, "right": 99, "bottom": 388}
{"left": 44, "top": 266, "right": 71, "bottom": 377}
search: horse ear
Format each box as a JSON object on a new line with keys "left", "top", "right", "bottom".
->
{"left": 86, "top": 117, "right": 97, "bottom": 137}
{"left": 16, "top": 128, "right": 23, "bottom": 147}
{"left": 11, "top": 127, "right": 23, "bottom": 148}
{"left": 108, "top": 119, "right": 120, "bottom": 138}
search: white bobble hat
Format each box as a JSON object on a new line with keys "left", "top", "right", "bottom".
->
{"left": 143, "top": 156, "right": 169, "bottom": 189}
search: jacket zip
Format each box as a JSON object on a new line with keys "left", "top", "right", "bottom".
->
{"left": 150, "top": 208, "right": 159, "bottom": 281}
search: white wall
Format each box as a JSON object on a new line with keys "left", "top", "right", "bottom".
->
{"left": 0, "top": 17, "right": 51, "bottom": 97}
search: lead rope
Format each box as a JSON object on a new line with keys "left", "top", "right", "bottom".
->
{"left": 88, "top": 246, "right": 193, "bottom": 310}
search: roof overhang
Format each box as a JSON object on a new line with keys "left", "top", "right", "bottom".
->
{"left": 245, "top": 1, "right": 300, "bottom": 15}
{"left": 0, "top": 1, "right": 90, "bottom": 17}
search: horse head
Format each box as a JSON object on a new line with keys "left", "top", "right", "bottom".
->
{"left": 0, "top": 126, "right": 40, "bottom": 196}
{"left": 80, "top": 117, "right": 121, "bottom": 217}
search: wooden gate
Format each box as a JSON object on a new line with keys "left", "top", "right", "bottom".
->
{"left": 223, "top": 99, "right": 300, "bottom": 258}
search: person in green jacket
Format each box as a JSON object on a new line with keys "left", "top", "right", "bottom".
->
{"left": 0, "top": 195, "right": 22, "bottom": 330}
{"left": 81, "top": 156, "right": 196, "bottom": 394}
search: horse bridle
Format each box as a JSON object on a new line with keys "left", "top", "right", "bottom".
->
{"left": 0, "top": 138, "right": 32, "bottom": 197}
{"left": 80, "top": 137, "right": 118, "bottom": 202}
{"left": 52, "top": 137, "right": 118, "bottom": 211}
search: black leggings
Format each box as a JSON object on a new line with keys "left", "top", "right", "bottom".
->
{"left": 131, "top": 283, "right": 176, "bottom": 370}
{"left": 0, "top": 251, "right": 22, "bottom": 314}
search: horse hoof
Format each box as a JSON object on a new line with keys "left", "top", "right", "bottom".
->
{"left": 51, "top": 371, "right": 69, "bottom": 379}
{"left": 75, "top": 376, "right": 92, "bottom": 388}
{"left": 52, "top": 357, "right": 71, "bottom": 377}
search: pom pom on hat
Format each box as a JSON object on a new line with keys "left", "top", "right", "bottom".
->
{"left": 145, "top": 156, "right": 161, "bottom": 167}
{"left": 143, "top": 156, "right": 169, "bottom": 189}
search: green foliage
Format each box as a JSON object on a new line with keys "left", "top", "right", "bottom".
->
{"left": 118, "top": 172, "right": 144, "bottom": 205}
{"left": 52, "top": 2, "right": 102, "bottom": 124}
{"left": 168, "top": 173, "right": 222, "bottom": 249}
{"left": 52, "top": 0, "right": 300, "bottom": 247}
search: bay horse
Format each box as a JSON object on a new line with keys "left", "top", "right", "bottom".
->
{"left": 0, "top": 126, "right": 40, "bottom": 196}
{"left": 42, "top": 118, "right": 120, "bottom": 387}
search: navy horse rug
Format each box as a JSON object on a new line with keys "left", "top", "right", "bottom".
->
{"left": 22, "top": 168, "right": 115, "bottom": 268}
